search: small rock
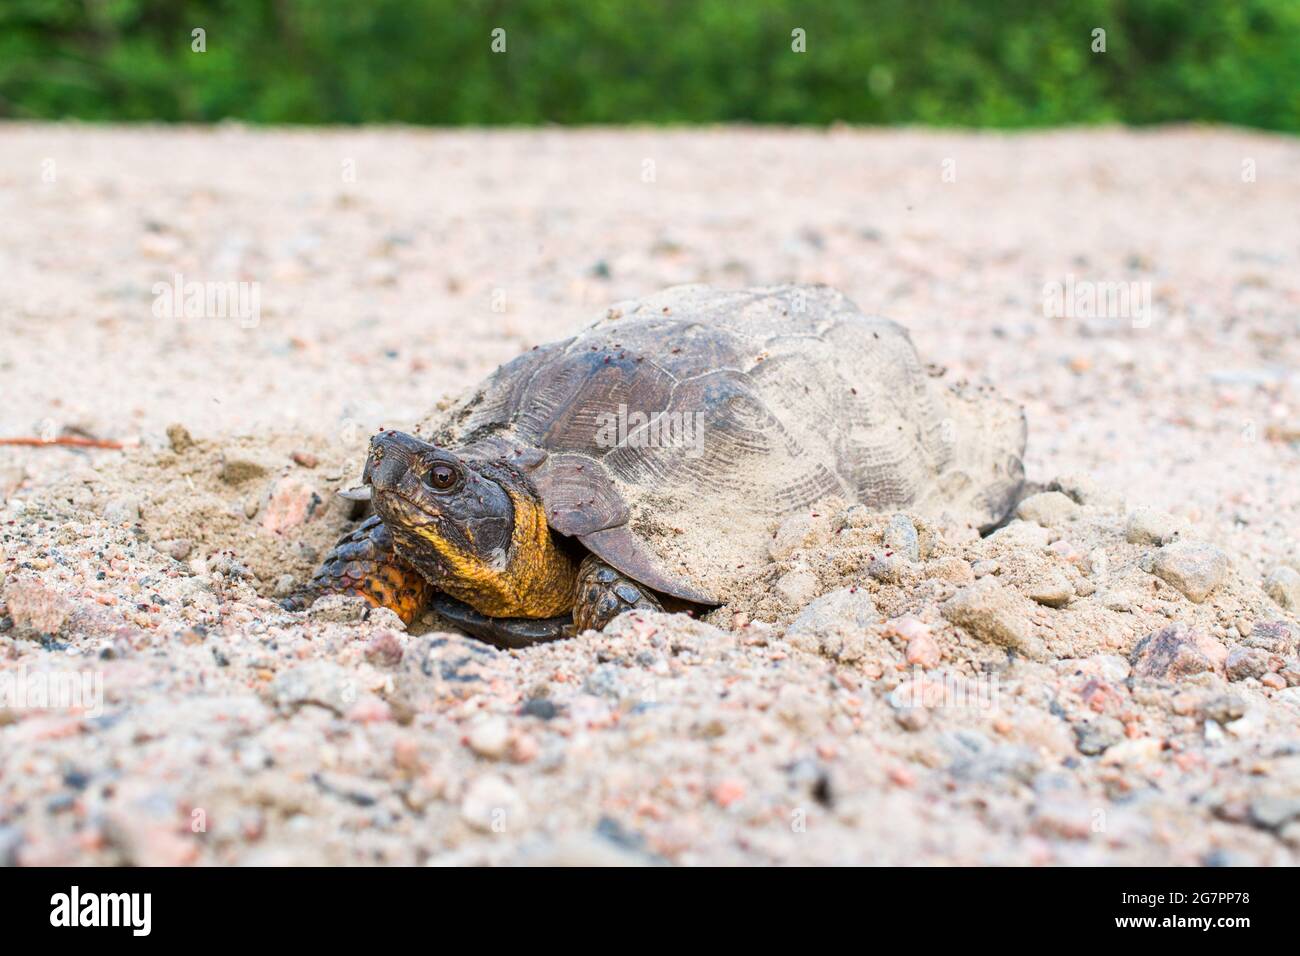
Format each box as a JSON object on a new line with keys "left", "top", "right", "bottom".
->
{"left": 3, "top": 578, "right": 71, "bottom": 635}
{"left": 366, "top": 606, "right": 407, "bottom": 632}
{"left": 883, "top": 514, "right": 920, "bottom": 561}
{"left": 1203, "top": 694, "right": 1246, "bottom": 724}
{"left": 1074, "top": 717, "right": 1124, "bottom": 756}
{"left": 466, "top": 716, "right": 511, "bottom": 759}
{"left": 1225, "top": 647, "right": 1269, "bottom": 682}
{"left": 987, "top": 520, "right": 1051, "bottom": 550}
{"left": 165, "top": 423, "right": 195, "bottom": 453}
{"left": 785, "top": 587, "right": 880, "bottom": 662}
{"left": 364, "top": 630, "right": 404, "bottom": 667}
{"left": 941, "top": 577, "right": 1046, "bottom": 660}
{"left": 307, "top": 593, "right": 369, "bottom": 623}
{"left": 103, "top": 496, "right": 140, "bottom": 525}
{"left": 1048, "top": 474, "right": 1124, "bottom": 512}
{"left": 769, "top": 513, "right": 831, "bottom": 560}
{"left": 711, "top": 779, "right": 746, "bottom": 808}
{"left": 1264, "top": 566, "right": 1300, "bottom": 611}
{"left": 460, "top": 775, "right": 524, "bottom": 832}
{"left": 1149, "top": 541, "right": 1229, "bottom": 603}
{"left": 519, "top": 698, "right": 558, "bottom": 720}
{"left": 218, "top": 458, "right": 267, "bottom": 485}
{"left": 291, "top": 450, "right": 320, "bottom": 469}
{"left": 1101, "top": 737, "right": 1163, "bottom": 766}
{"left": 260, "top": 476, "right": 324, "bottom": 534}
{"left": 269, "top": 662, "right": 356, "bottom": 715}
{"left": 895, "top": 707, "right": 929, "bottom": 731}
{"left": 1125, "top": 507, "right": 1183, "bottom": 545}
{"left": 1130, "top": 624, "right": 1224, "bottom": 680}
{"left": 1015, "top": 491, "right": 1079, "bottom": 528}
{"left": 905, "top": 631, "right": 941, "bottom": 669}
{"left": 1025, "top": 570, "right": 1074, "bottom": 608}
{"left": 1244, "top": 620, "right": 1294, "bottom": 655}
{"left": 155, "top": 538, "right": 192, "bottom": 561}
{"left": 774, "top": 565, "right": 819, "bottom": 607}
{"left": 583, "top": 665, "right": 625, "bottom": 700}
{"left": 1248, "top": 796, "right": 1300, "bottom": 830}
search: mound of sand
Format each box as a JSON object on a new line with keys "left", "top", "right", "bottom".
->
{"left": 3, "top": 428, "right": 1298, "bottom": 866}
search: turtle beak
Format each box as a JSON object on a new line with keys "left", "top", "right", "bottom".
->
{"left": 362, "top": 430, "right": 436, "bottom": 495}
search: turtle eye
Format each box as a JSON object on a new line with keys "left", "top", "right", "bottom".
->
{"left": 426, "top": 464, "right": 458, "bottom": 491}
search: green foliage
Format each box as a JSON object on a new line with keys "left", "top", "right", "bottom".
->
{"left": 1, "top": 0, "right": 1297, "bottom": 130}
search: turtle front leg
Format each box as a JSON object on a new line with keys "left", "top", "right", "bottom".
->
{"left": 283, "top": 514, "right": 432, "bottom": 626}
{"left": 428, "top": 594, "right": 573, "bottom": 649}
{"left": 572, "top": 555, "right": 664, "bottom": 633}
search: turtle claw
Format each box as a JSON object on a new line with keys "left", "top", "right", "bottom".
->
{"left": 286, "top": 514, "right": 431, "bottom": 625}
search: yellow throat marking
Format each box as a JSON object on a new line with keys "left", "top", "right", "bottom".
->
{"left": 415, "top": 486, "right": 577, "bottom": 619}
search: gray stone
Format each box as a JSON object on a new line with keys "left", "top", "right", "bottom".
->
{"left": 103, "top": 495, "right": 141, "bottom": 524}
{"left": 1264, "top": 566, "right": 1300, "bottom": 611}
{"left": 1225, "top": 646, "right": 1269, "bottom": 682}
{"left": 883, "top": 514, "right": 920, "bottom": 562}
{"left": 942, "top": 577, "right": 1046, "bottom": 660}
{"left": 785, "top": 587, "right": 880, "bottom": 662}
{"left": 1125, "top": 507, "right": 1183, "bottom": 546}
{"left": 1130, "top": 624, "right": 1220, "bottom": 680}
{"left": 1149, "top": 541, "right": 1229, "bottom": 603}
{"left": 1015, "top": 491, "right": 1079, "bottom": 528}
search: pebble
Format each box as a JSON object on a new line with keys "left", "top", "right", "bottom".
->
{"left": 460, "top": 775, "right": 524, "bottom": 832}
{"left": 165, "top": 423, "right": 195, "bottom": 452}
{"left": 1025, "top": 570, "right": 1075, "bottom": 608}
{"left": 154, "top": 538, "right": 192, "bottom": 561}
{"left": 711, "top": 779, "right": 746, "bottom": 808}
{"left": 1048, "top": 474, "right": 1125, "bottom": 513}
{"left": 769, "top": 512, "right": 831, "bottom": 560}
{"left": 103, "top": 496, "right": 140, "bottom": 525}
{"left": 785, "top": 586, "right": 880, "bottom": 662}
{"left": 269, "top": 661, "right": 356, "bottom": 715}
{"left": 774, "top": 565, "right": 819, "bottom": 607}
{"left": 1124, "top": 507, "right": 1183, "bottom": 545}
{"left": 883, "top": 514, "right": 920, "bottom": 562}
{"left": 1015, "top": 491, "right": 1080, "bottom": 528}
{"left": 905, "top": 631, "right": 941, "bottom": 669}
{"left": 1225, "top": 647, "right": 1269, "bottom": 682}
{"left": 895, "top": 707, "right": 929, "bottom": 731}
{"left": 1244, "top": 620, "right": 1293, "bottom": 655}
{"left": 260, "top": 476, "right": 324, "bottom": 534}
{"left": 466, "top": 716, "right": 511, "bottom": 759}
{"left": 364, "top": 630, "right": 404, "bottom": 667}
{"left": 1148, "top": 541, "right": 1229, "bottom": 603}
{"left": 1130, "top": 624, "right": 1225, "bottom": 680}
{"left": 219, "top": 458, "right": 267, "bottom": 485}
{"left": 941, "top": 577, "right": 1046, "bottom": 660}
{"left": 3, "top": 578, "right": 71, "bottom": 635}
{"left": 1264, "top": 566, "right": 1300, "bottom": 611}
{"left": 306, "top": 593, "right": 369, "bottom": 623}
{"left": 1074, "top": 717, "right": 1125, "bottom": 755}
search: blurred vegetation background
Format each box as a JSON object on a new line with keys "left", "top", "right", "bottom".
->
{"left": 1, "top": 0, "right": 1297, "bottom": 130}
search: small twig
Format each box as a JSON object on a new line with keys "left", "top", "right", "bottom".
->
{"left": 0, "top": 436, "right": 124, "bottom": 450}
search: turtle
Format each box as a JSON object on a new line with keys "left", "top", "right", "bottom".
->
{"left": 288, "top": 284, "right": 1025, "bottom": 647}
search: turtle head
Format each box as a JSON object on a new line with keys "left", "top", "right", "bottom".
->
{"left": 362, "top": 430, "right": 576, "bottom": 618}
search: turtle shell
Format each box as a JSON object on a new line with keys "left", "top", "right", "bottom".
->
{"left": 425, "top": 285, "right": 1025, "bottom": 604}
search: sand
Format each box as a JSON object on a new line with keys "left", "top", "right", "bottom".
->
{"left": 1, "top": 123, "right": 1299, "bottom": 865}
